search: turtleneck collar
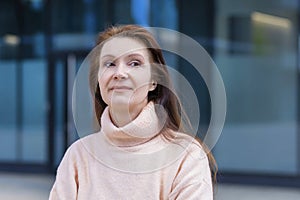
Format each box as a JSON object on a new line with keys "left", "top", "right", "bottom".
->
{"left": 100, "top": 101, "right": 166, "bottom": 147}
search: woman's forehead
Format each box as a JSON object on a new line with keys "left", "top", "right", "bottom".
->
{"left": 100, "top": 37, "right": 150, "bottom": 59}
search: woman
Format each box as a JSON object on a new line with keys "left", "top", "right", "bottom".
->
{"left": 49, "top": 24, "right": 217, "bottom": 200}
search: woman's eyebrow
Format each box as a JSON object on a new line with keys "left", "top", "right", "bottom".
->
{"left": 127, "top": 53, "right": 145, "bottom": 59}
{"left": 101, "top": 53, "right": 145, "bottom": 60}
{"left": 101, "top": 54, "right": 114, "bottom": 59}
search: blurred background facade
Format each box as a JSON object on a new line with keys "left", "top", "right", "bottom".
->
{"left": 0, "top": 0, "right": 299, "bottom": 187}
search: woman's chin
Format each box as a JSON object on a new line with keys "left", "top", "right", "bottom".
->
{"left": 109, "top": 99, "right": 131, "bottom": 109}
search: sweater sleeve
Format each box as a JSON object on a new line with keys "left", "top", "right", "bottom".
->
{"left": 168, "top": 143, "right": 213, "bottom": 200}
{"left": 49, "top": 145, "right": 79, "bottom": 200}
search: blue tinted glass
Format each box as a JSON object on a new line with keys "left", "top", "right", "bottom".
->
{"left": 0, "top": 62, "right": 17, "bottom": 161}
{"left": 21, "top": 59, "right": 47, "bottom": 163}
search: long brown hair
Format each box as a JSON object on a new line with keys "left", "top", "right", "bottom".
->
{"left": 89, "top": 24, "right": 217, "bottom": 183}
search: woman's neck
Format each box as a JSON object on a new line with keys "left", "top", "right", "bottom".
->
{"left": 109, "top": 100, "right": 148, "bottom": 127}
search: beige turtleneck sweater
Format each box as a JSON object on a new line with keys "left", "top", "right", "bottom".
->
{"left": 49, "top": 102, "right": 213, "bottom": 200}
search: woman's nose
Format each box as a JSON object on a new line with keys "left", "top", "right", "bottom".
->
{"left": 113, "top": 63, "right": 128, "bottom": 80}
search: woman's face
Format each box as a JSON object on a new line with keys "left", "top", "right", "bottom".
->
{"left": 98, "top": 37, "right": 156, "bottom": 110}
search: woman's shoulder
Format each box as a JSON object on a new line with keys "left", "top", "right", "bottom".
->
{"left": 63, "top": 132, "right": 102, "bottom": 157}
{"left": 163, "top": 130, "right": 208, "bottom": 160}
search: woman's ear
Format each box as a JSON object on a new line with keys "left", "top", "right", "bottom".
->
{"left": 149, "top": 81, "right": 157, "bottom": 91}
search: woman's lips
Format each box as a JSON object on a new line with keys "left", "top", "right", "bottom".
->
{"left": 109, "top": 86, "right": 132, "bottom": 91}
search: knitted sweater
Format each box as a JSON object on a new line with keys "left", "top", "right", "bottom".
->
{"left": 49, "top": 102, "right": 213, "bottom": 200}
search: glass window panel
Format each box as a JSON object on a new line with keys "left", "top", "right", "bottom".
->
{"left": 21, "top": 59, "right": 47, "bottom": 163}
{"left": 131, "top": 0, "right": 150, "bottom": 26}
{"left": 150, "top": 0, "right": 178, "bottom": 29}
{"left": 214, "top": 0, "right": 298, "bottom": 175}
{"left": 0, "top": 62, "right": 17, "bottom": 161}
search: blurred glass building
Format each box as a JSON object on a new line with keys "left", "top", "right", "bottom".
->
{"left": 0, "top": 0, "right": 299, "bottom": 187}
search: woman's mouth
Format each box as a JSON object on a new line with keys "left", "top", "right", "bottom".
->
{"left": 110, "top": 86, "right": 132, "bottom": 91}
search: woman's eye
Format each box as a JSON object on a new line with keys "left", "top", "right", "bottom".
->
{"left": 104, "top": 62, "right": 115, "bottom": 68}
{"left": 128, "top": 60, "right": 141, "bottom": 67}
